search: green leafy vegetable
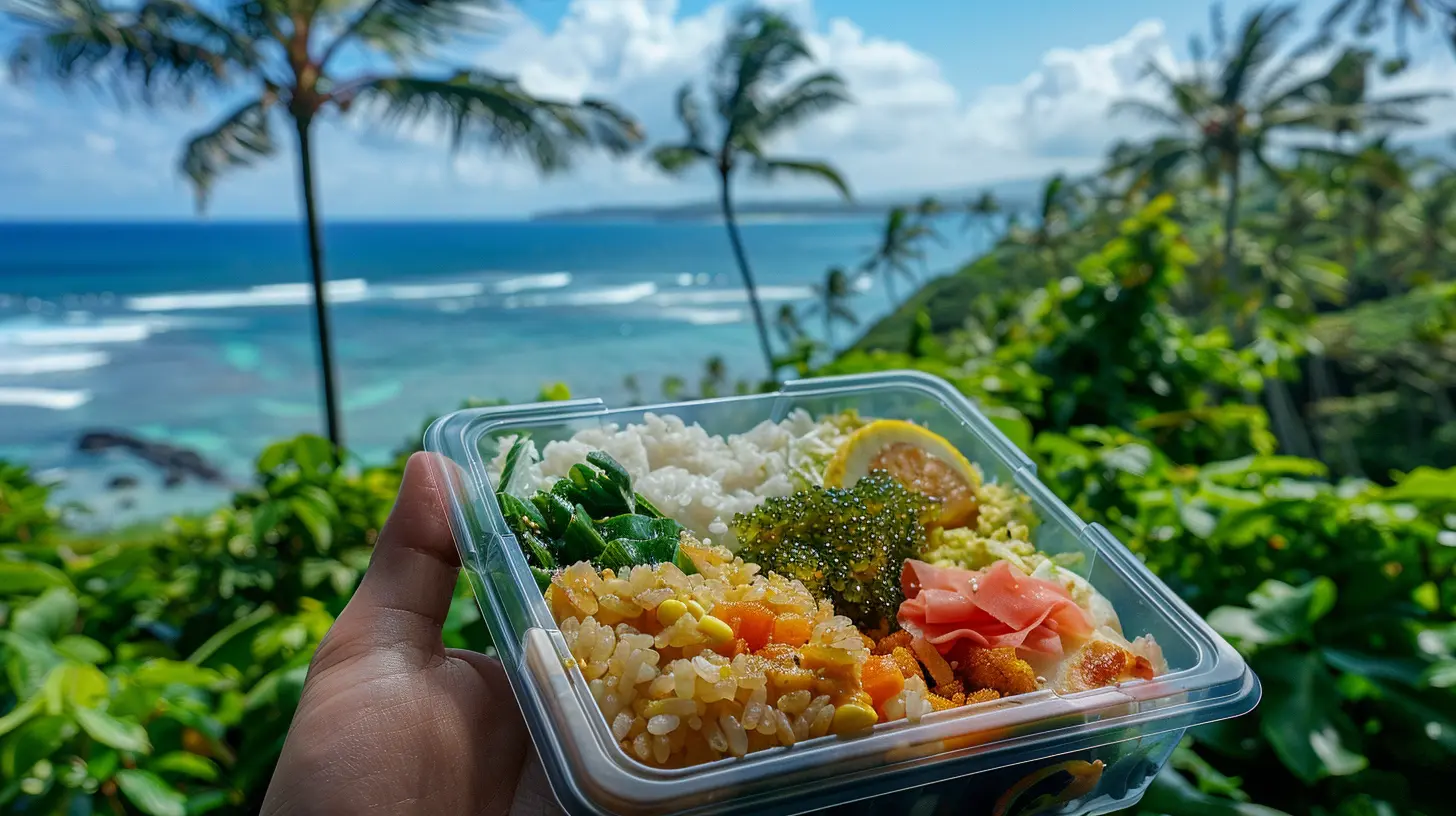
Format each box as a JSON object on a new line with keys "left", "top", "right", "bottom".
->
{"left": 495, "top": 450, "right": 688, "bottom": 587}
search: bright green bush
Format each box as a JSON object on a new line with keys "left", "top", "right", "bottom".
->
{"left": 0, "top": 441, "right": 487, "bottom": 815}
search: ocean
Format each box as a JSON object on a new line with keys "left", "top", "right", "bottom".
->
{"left": 0, "top": 218, "right": 982, "bottom": 524}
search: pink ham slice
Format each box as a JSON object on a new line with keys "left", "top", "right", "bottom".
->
{"left": 898, "top": 559, "right": 1093, "bottom": 657}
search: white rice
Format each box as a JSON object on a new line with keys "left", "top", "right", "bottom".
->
{"left": 491, "top": 410, "right": 856, "bottom": 549}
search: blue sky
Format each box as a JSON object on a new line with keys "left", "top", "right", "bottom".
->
{"left": 1, "top": 0, "right": 1451, "bottom": 220}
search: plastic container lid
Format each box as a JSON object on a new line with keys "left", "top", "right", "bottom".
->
{"left": 425, "top": 371, "right": 1260, "bottom": 815}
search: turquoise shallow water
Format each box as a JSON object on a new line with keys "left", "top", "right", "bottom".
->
{"left": 0, "top": 218, "right": 981, "bottom": 523}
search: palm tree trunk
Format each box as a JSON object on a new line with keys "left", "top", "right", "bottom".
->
{"left": 1221, "top": 159, "right": 1242, "bottom": 286}
{"left": 823, "top": 309, "right": 834, "bottom": 351}
{"left": 885, "top": 271, "right": 898, "bottom": 304}
{"left": 293, "top": 118, "right": 343, "bottom": 451}
{"left": 718, "top": 172, "right": 776, "bottom": 383}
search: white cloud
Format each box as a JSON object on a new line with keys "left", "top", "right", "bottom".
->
{"left": 2, "top": 0, "right": 1453, "bottom": 218}
{"left": 83, "top": 132, "right": 116, "bottom": 155}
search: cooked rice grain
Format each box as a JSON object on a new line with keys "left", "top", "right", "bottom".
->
{"left": 555, "top": 538, "right": 869, "bottom": 767}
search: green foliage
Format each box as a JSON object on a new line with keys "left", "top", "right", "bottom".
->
{"left": 0, "top": 438, "right": 488, "bottom": 815}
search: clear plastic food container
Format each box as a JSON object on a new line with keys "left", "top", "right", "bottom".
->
{"left": 425, "top": 371, "right": 1259, "bottom": 816}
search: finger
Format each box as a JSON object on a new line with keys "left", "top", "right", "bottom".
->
{"left": 331, "top": 452, "right": 463, "bottom": 654}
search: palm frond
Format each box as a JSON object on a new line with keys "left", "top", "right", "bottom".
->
{"left": 353, "top": 70, "right": 643, "bottom": 173}
{"left": 7, "top": 0, "right": 254, "bottom": 104}
{"left": 755, "top": 70, "right": 849, "bottom": 138}
{"left": 179, "top": 94, "right": 276, "bottom": 211}
{"left": 326, "top": 0, "right": 497, "bottom": 65}
{"left": 1111, "top": 98, "right": 1191, "bottom": 129}
{"left": 749, "top": 157, "right": 850, "bottom": 199}
{"left": 651, "top": 144, "right": 711, "bottom": 175}
{"left": 717, "top": 8, "right": 812, "bottom": 140}
{"left": 1219, "top": 4, "right": 1298, "bottom": 106}
{"left": 672, "top": 83, "right": 711, "bottom": 149}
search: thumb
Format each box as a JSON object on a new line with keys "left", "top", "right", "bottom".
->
{"left": 323, "top": 451, "right": 465, "bottom": 664}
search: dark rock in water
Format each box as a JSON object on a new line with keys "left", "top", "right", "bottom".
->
{"left": 107, "top": 474, "right": 140, "bottom": 491}
{"left": 78, "top": 430, "right": 229, "bottom": 487}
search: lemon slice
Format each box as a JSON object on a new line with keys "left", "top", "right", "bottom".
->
{"left": 823, "top": 419, "right": 981, "bottom": 528}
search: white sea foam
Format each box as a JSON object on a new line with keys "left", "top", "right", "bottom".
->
{"left": 505, "top": 282, "right": 657, "bottom": 308}
{"left": 0, "top": 351, "right": 110, "bottom": 375}
{"left": 0, "top": 387, "right": 91, "bottom": 410}
{"left": 125, "top": 279, "right": 370, "bottom": 311}
{"left": 9, "top": 323, "right": 152, "bottom": 345}
{"left": 491, "top": 272, "right": 573, "bottom": 294}
{"left": 124, "top": 272, "right": 575, "bottom": 312}
{"left": 647, "top": 285, "right": 813, "bottom": 307}
{"left": 378, "top": 282, "right": 487, "bottom": 300}
{"left": 658, "top": 308, "right": 744, "bottom": 325}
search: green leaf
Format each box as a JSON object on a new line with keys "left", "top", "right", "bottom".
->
{"left": 984, "top": 405, "right": 1033, "bottom": 452}
{"left": 1209, "top": 578, "right": 1337, "bottom": 651}
{"left": 1, "top": 715, "right": 73, "bottom": 779}
{"left": 1382, "top": 466, "right": 1456, "bottom": 502}
{"left": 290, "top": 498, "right": 333, "bottom": 552}
{"left": 52, "top": 662, "right": 108, "bottom": 709}
{"left": 132, "top": 660, "right": 225, "bottom": 690}
{"left": 0, "top": 694, "right": 44, "bottom": 739}
{"left": 518, "top": 529, "right": 556, "bottom": 570}
{"left": 151, "top": 751, "right": 219, "bottom": 782}
{"left": 533, "top": 492, "right": 574, "bottom": 538}
{"left": 251, "top": 501, "right": 285, "bottom": 544}
{"left": 185, "top": 790, "right": 230, "bottom": 815}
{"left": 498, "top": 492, "right": 547, "bottom": 537}
{"left": 291, "top": 435, "right": 335, "bottom": 475}
{"left": 54, "top": 635, "right": 111, "bottom": 665}
{"left": 256, "top": 440, "right": 292, "bottom": 474}
{"left": 115, "top": 769, "right": 186, "bottom": 816}
{"left": 1321, "top": 649, "right": 1426, "bottom": 686}
{"left": 1170, "top": 741, "right": 1248, "bottom": 800}
{"left": 633, "top": 492, "right": 666, "bottom": 519}
{"left": 0, "top": 562, "right": 73, "bottom": 595}
{"left": 74, "top": 707, "right": 151, "bottom": 753}
{"left": 496, "top": 434, "right": 531, "bottom": 493}
{"left": 561, "top": 504, "right": 607, "bottom": 563}
{"left": 1257, "top": 650, "right": 1367, "bottom": 783}
{"left": 187, "top": 604, "right": 276, "bottom": 668}
{"left": 0, "top": 631, "right": 61, "bottom": 698}
{"left": 12, "top": 587, "right": 79, "bottom": 640}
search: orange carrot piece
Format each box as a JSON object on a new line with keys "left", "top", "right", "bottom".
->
{"left": 861, "top": 655, "right": 905, "bottom": 705}
{"left": 770, "top": 614, "right": 814, "bottom": 648}
{"left": 714, "top": 602, "right": 775, "bottom": 652}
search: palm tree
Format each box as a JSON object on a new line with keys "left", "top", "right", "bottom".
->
{"left": 1113, "top": 4, "right": 1422, "bottom": 290}
{"left": 5, "top": 0, "right": 642, "bottom": 449}
{"left": 774, "top": 303, "right": 805, "bottom": 345}
{"left": 806, "top": 265, "right": 859, "bottom": 350}
{"left": 1320, "top": 0, "right": 1456, "bottom": 67}
{"left": 651, "top": 7, "right": 851, "bottom": 383}
{"left": 863, "top": 205, "right": 933, "bottom": 303}
{"left": 963, "top": 190, "right": 1003, "bottom": 242}
{"left": 1003, "top": 174, "right": 1078, "bottom": 270}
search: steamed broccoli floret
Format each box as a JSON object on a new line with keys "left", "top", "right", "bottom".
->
{"left": 732, "top": 473, "right": 938, "bottom": 633}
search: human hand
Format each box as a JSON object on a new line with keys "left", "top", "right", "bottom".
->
{"left": 262, "top": 452, "right": 561, "bottom": 816}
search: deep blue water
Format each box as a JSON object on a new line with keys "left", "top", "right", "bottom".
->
{"left": 0, "top": 218, "right": 981, "bottom": 522}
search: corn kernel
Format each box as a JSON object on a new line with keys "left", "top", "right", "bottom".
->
{"left": 697, "top": 614, "right": 734, "bottom": 644}
{"left": 656, "top": 599, "right": 688, "bottom": 626}
{"left": 684, "top": 600, "right": 706, "bottom": 619}
{"left": 800, "top": 644, "right": 855, "bottom": 671}
{"left": 831, "top": 702, "right": 878, "bottom": 735}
